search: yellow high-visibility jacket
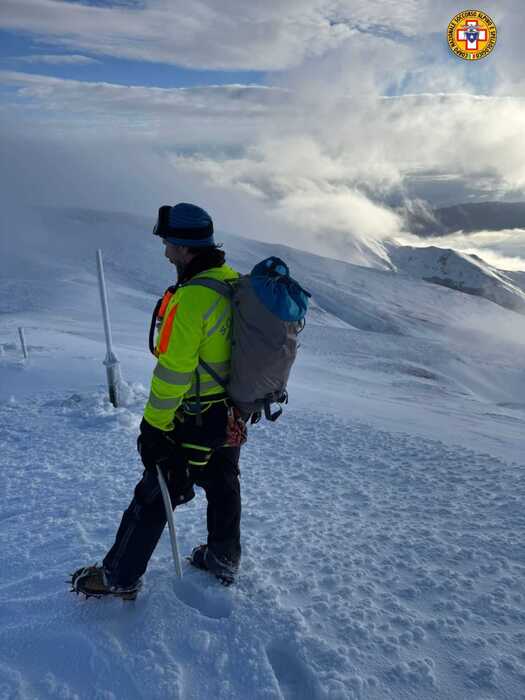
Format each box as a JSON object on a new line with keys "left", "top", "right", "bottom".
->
{"left": 144, "top": 263, "right": 240, "bottom": 431}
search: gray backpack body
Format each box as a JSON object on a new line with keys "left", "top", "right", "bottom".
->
{"left": 184, "top": 257, "right": 310, "bottom": 422}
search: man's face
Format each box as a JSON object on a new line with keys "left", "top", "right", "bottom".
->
{"left": 163, "top": 240, "right": 191, "bottom": 274}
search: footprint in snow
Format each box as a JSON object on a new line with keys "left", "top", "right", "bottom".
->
{"left": 172, "top": 572, "right": 233, "bottom": 620}
{"left": 266, "top": 642, "right": 322, "bottom": 700}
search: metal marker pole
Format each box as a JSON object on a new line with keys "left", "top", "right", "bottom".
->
{"left": 18, "top": 327, "right": 28, "bottom": 360}
{"left": 96, "top": 249, "right": 121, "bottom": 407}
{"left": 156, "top": 465, "right": 183, "bottom": 579}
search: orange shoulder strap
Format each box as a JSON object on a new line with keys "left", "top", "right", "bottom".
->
{"left": 158, "top": 303, "right": 179, "bottom": 354}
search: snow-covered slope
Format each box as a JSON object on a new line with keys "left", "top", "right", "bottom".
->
{"left": 388, "top": 243, "right": 525, "bottom": 313}
{"left": 1, "top": 208, "right": 525, "bottom": 700}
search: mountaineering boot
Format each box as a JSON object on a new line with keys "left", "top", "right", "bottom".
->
{"left": 70, "top": 564, "right": 142, "bottom": 601}
{"left": 188, "top": 544, "right": 238, "bottom": 586}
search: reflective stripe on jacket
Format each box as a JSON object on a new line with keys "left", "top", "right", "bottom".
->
{"left": 144, "top": 263, "right": 240, "bottom": 430}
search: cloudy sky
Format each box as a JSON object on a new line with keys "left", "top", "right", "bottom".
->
{"left": 1, "top": 0, "right": 524, "bottom": 263}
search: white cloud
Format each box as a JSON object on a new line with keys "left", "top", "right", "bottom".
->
{"left": 0, "top": 70, "right": 285, "bottom": 116}
{"left": 0, "top": 0, "right": 357, "bottom": 70}
{"left": 2, "top": 68, "right": 525, "bottom": 263}
{"left": 3, "top": 72, "right": 525, "bottom": 189}
{"left": 12, "top": 54, "right": 100, "bottom": 65}
{"left": 0, "top": 71, "right": 288, "bottom": 149}
{"left": 161, "top": 90, "right": 525, "bottom": 216}
{"left": 1, "top": 1, "right": 524, "bottom": 266}
{"left": 3, "top": 0, "right": 510, "bottom": 76}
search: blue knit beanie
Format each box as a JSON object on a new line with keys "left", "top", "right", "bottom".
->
{"left": 153, "top": 202, "right": 215, "bottom": 247}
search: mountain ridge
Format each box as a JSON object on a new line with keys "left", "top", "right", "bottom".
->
{"left": 404, "top": 201, "right": 525, "bottom": 236}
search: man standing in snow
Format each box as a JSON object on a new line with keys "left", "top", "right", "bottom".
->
{"left": 71, "top": 203, "right": 243, "bottom": 599}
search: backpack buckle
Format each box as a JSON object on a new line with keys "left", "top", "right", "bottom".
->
{"left": 263, "top": 390, "right": 288, "bottom": 422}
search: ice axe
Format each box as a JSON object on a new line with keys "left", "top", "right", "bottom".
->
{"left": 156, "top": 464, "right": 183, "bottom": 579}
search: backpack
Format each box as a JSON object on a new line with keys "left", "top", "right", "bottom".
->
{"left": 183, "top": 256, "right": 311, "bottom": 423}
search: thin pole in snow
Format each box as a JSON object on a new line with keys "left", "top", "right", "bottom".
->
{"left": 96, "top": 249, "right": 122, "bottom": 407}
{"left": 18, "top": 327, "right": 28, "bottom": 360}
{"left": 156, "top": 465, "right": 183, "bottom": 579}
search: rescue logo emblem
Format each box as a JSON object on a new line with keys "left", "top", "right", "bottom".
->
{"left": 447, "top": 10, "right": 497, "bottom": 61}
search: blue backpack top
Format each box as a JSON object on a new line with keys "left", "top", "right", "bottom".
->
{"left": 250, "top": 256, "right": 311, "bottom": 322}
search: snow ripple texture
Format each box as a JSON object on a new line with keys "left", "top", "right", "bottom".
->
{"left": 0, "top": 392, "right": 524, "bottom": 700}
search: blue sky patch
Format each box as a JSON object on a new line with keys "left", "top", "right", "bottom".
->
{"left": 0, "top": 29, "right": 269, "bottom": 88}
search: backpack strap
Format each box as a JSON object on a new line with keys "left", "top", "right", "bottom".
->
{"left": 179, "top": 277, "right": 236, "bottom": 424}
{"left": 199, "top": 359, "right": 227, "bottom": 390}
{"left": 181, "top": 277, "right": 234, "bottom": 298}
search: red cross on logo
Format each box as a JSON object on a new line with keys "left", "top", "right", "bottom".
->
{"left": 457, "top": 20, "right": 487, "bottom": 50}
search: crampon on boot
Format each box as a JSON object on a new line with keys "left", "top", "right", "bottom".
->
{"left": 69, "top": 564, "right": 142, "bottom": 601}
{"left": 188, "top": 544, "right": 238, "bottom": 586}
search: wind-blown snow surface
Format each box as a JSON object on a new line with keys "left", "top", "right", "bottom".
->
{"left": 1, "top": 208, "right": 525, "bottom": 699}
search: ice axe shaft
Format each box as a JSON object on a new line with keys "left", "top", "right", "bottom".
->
{"left": 156, "top": 465, "right": 183, "bottom": 579}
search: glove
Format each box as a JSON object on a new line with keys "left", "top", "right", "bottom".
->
{"left": 137, "top": 419, "right": 195, "bottom": 504}
{"left": 137, "top": 418, "right": 187, "bottom": 473}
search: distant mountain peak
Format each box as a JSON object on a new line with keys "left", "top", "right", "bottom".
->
{"left": 387, "top": 242, "right": 525, "bottom": 313}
